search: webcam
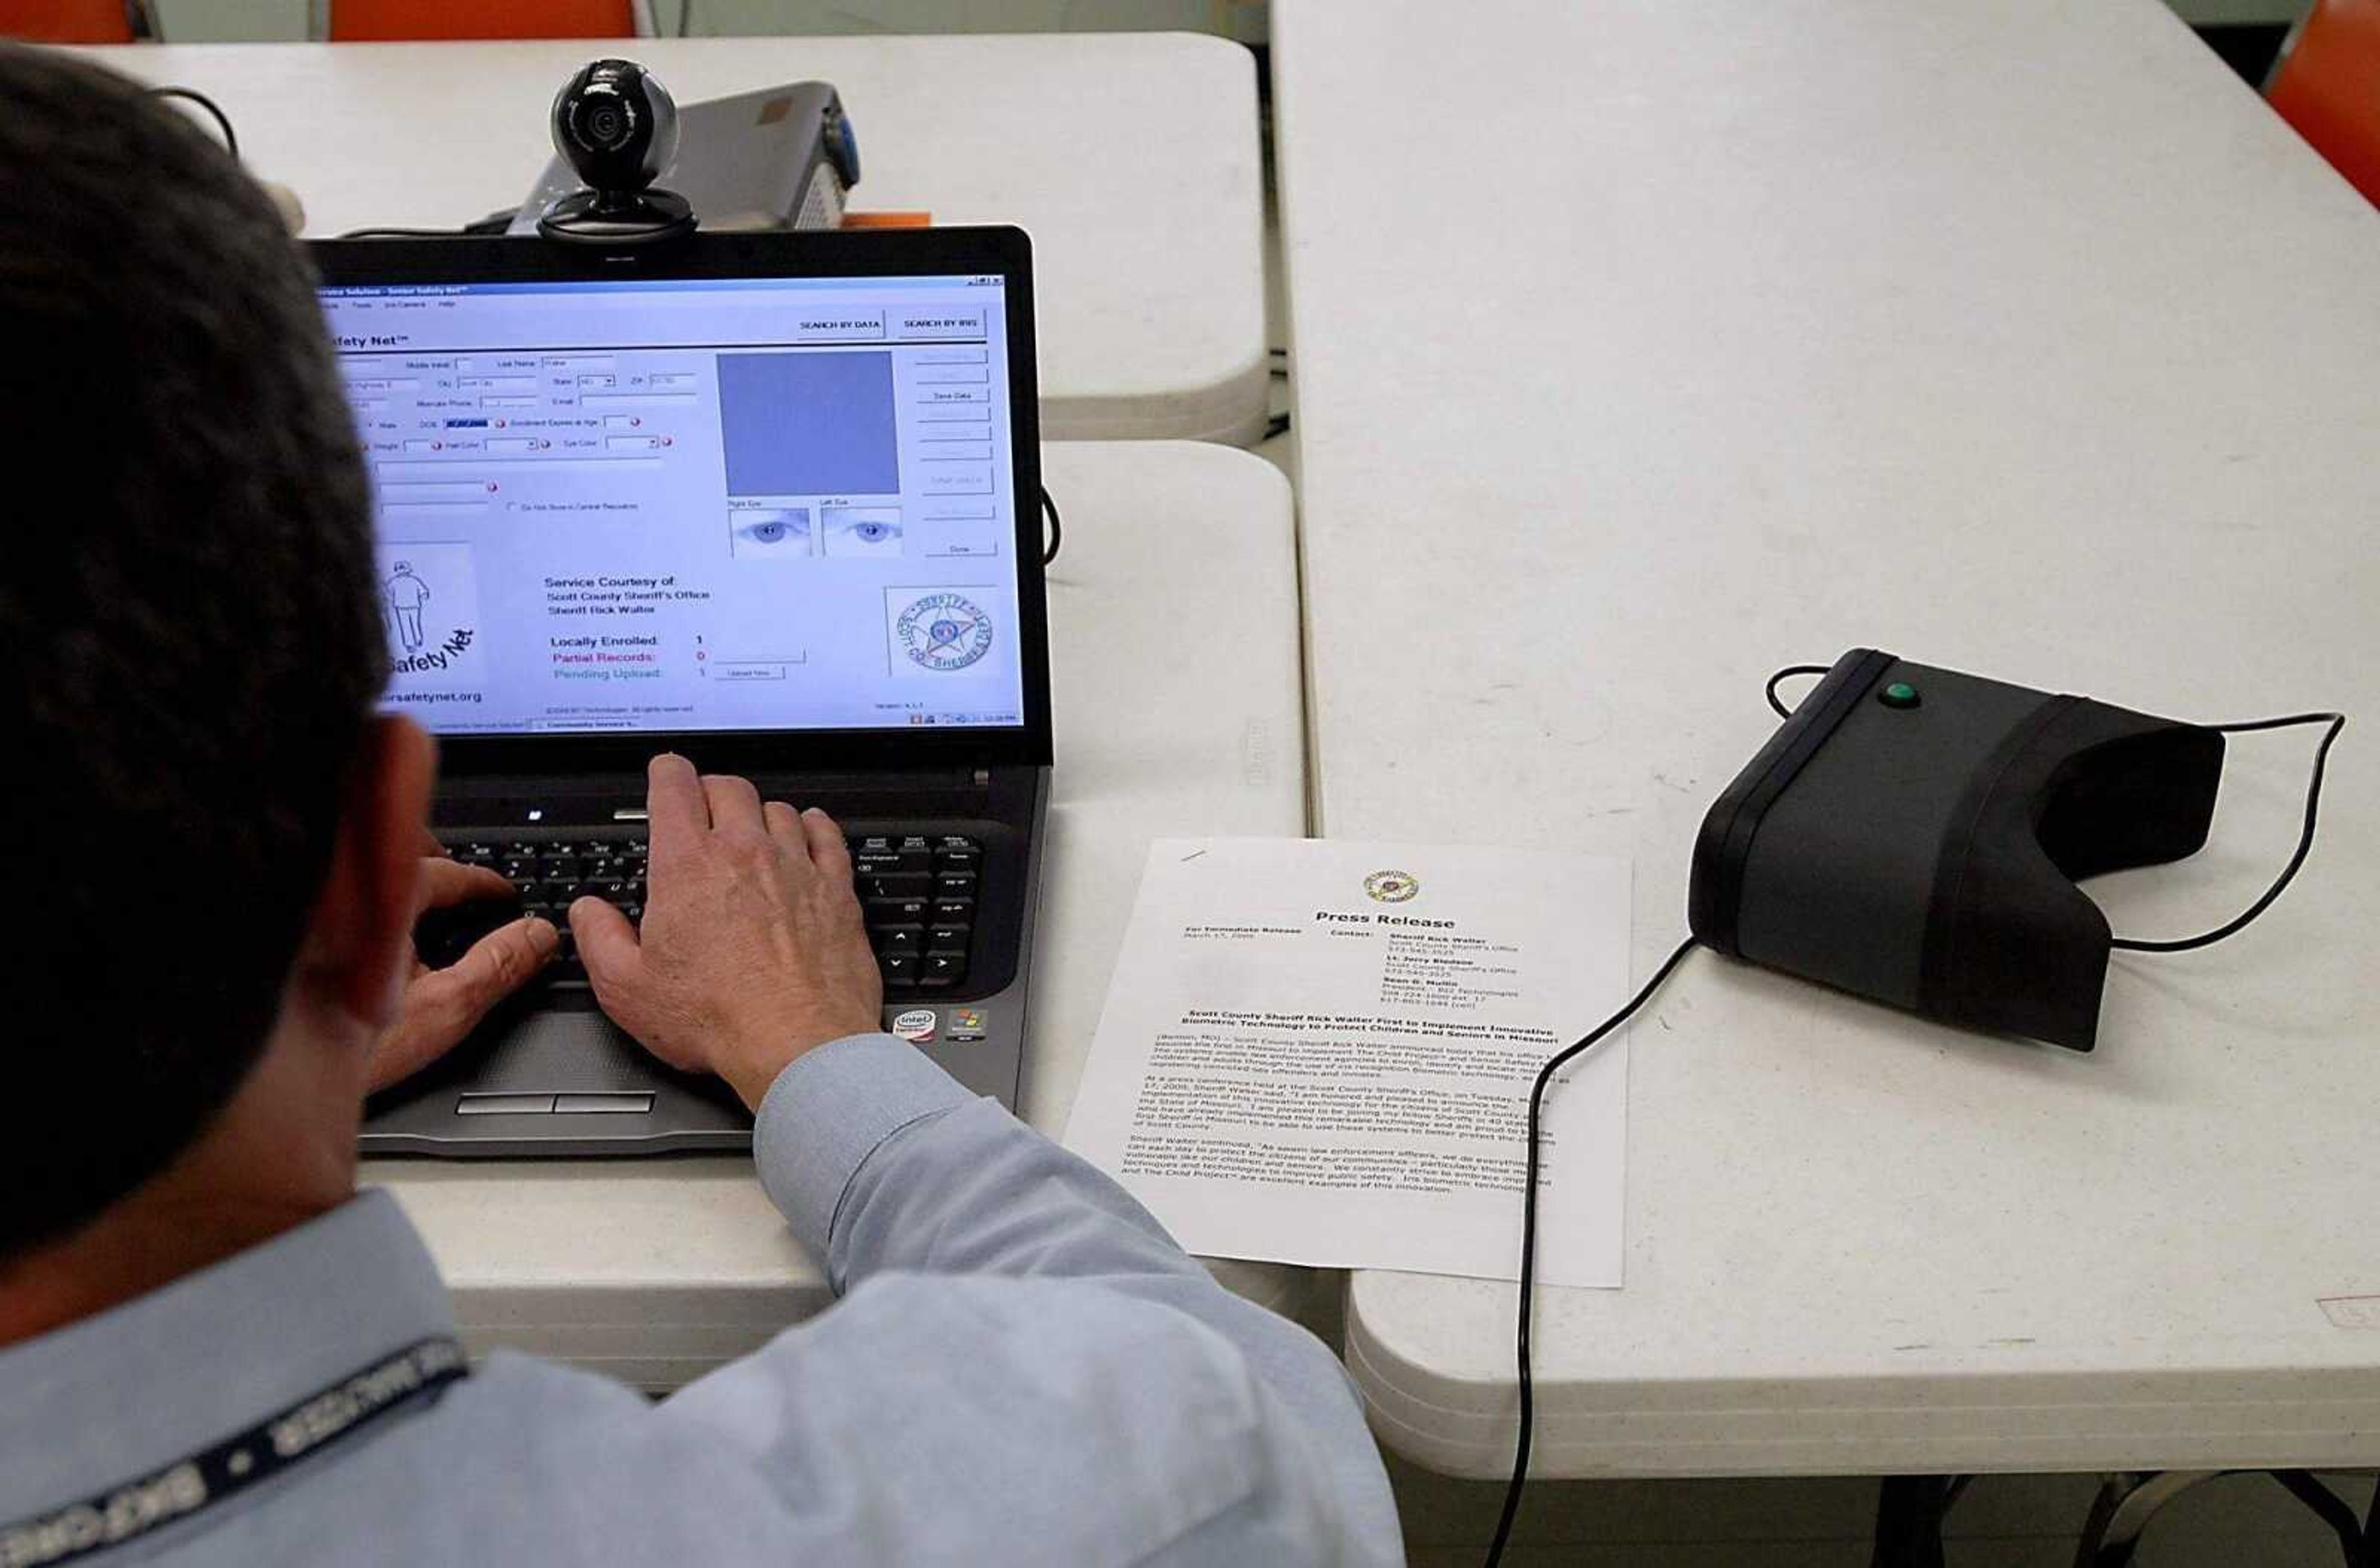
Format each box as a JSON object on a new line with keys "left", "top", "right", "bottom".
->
{"left": 537, "top": 59, "right": 697, "bottom": 245}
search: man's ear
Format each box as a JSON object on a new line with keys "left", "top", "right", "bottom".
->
{"left": 303, "top": 715, "right": 438, "bottom": 1030}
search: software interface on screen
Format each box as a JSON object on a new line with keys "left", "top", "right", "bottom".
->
{"left": 320, "top": 273, "right": 1025, "bottom": 736}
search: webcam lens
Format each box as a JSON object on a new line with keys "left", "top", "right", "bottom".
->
{"left": 576, "top": 97, "right": 631, "bottom": 149}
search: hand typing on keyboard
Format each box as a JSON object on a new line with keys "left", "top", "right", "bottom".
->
{"left": 369, "top": 842, "right": 560, "bottom": 1094}
{"left": 570, "top": 754, "right": 884, "bottom": 1110}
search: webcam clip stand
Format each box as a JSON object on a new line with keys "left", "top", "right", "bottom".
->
{"left": 537, "top": 187, "right": 695, "bottom": 247}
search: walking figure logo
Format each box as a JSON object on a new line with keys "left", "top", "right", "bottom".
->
{"left": 387, "top": 561, "right": 431, "bottom": 653}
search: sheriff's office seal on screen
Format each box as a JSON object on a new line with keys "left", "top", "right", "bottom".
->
{"left": 897, "top": 592, "right": 995, "bottom": 672}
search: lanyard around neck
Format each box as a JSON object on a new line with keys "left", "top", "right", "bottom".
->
{"left": 1, "top": 1334, "right": 469, "bottom": 1567}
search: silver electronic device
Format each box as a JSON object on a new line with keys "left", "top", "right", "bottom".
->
{"left": 513, "top": 79, "right": 860, "bottom": 237}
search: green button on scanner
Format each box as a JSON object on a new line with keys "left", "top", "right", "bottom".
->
{"left": 1878, "top": 680, "right": 1922, "bottom": 710}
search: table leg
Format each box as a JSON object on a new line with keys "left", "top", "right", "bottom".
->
{"left": 1871, "top": 1475, "right": 1963, "bottom": 1568}
{"left": 2269, "top": 1470, "right": 2369, "bottom": 1562}
{"left": 2071, "top": 1473, "right": 2218, "bottom": 1567}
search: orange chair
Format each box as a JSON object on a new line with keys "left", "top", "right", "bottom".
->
{"left": 0, "top": 0, "right": 145, "bottom": 42}
{"left": 2267, "top": 0, "right": 2380, "bottom": 205}
{"left": 322, "top": 0, "right": 638, "bottom": 41}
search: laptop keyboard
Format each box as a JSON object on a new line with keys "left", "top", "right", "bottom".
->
{"left": 446, "top": 830, "right": 980, "bottom": 992}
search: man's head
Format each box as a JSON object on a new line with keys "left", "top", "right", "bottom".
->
{"left": 1, "top": 48, "right": 410, "bottom": 1253}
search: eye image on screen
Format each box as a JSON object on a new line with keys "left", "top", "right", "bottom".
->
{"left": 822, "top": 505, "right": 904, "bottom": 558}
{"left": 730, "top": 507, "right": 814, "bottom": 558}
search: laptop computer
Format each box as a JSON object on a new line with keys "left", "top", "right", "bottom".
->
{"left": 312, "top": 229, "right": 1051, "bottom": 1156}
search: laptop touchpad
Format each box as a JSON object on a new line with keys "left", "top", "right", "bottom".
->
{"left": 469, "top": 996, "right": 658, "bottom": 1096}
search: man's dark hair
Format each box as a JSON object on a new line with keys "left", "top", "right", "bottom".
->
{"left": 1, "top": 49, "right": 388, "bottom": 1251}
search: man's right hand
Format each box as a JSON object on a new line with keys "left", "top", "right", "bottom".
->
{"left": 570, "top": 754, "right": 884, "bottom": 1110}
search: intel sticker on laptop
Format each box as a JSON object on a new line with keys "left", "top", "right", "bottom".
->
{"left": 891, "top": 1008, "right": 938, "bottom": 1044}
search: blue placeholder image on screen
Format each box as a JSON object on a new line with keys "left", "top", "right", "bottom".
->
{"left": 716, "top": 351, "right": 902, "bottom": 496}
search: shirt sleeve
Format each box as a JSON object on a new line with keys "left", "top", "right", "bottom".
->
{"left": 656, "top": 1032, "right": 1403, "bottom": 1566}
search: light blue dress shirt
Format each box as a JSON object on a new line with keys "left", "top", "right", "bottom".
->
{"left": 0, "top": 1034, "right": 1404, "bottom": 1564}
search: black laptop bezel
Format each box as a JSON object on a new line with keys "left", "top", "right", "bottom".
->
{"left": 310, "top": 227, "right": 1052, "bottom": 775}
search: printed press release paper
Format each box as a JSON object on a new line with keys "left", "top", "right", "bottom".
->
{"left": 1063, "top": 839, "right": 1635, "bottom": 1287}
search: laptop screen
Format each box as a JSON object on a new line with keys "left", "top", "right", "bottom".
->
{"left": 320, "top": 271, "right": 1027, "bottom": 737}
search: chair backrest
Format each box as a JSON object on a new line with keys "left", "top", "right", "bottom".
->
{"left": 0, "top": 0, "right": 138, "bottom": 42}
{"left": 2267, "top": 0, "right": 2380, "bottom": 205}
{"left": 325, "top": 0, "right": 637, "bottom": 41}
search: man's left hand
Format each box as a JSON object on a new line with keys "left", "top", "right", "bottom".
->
{"left": 368, "top": 855, "right": 558, "bottom": 1093}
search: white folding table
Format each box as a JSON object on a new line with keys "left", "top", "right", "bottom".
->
{"left": 1272, "top": 0, "right": 2380, "bottom": 1480}
{"left": 76, "top": 34, "right": 1269, "bottom": 443}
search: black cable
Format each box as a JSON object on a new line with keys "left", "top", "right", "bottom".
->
{"left": 2109, "top": 711, "right": 2345, "bottom": 953}
{"left": 1039, "top": 486, "right": 1062, "bottom": 566}
{"left": 1764, "top": 663, "right": 1830, "bottom": 720}
{"left": 333, "top": 212, "right": 516, "bottom": 240}
{"left": 1483, "top": 935, "right": 1700, "bottom": 1567}
{"left": 148, "top": 86, "right": 237, "bottom": 159}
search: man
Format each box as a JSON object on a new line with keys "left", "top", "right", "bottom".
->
{"left": 385, "top": 561, "right": 430, "bottom": 653}
{"left": 0, "top": 50, "right": 1401, "bottom": 1566}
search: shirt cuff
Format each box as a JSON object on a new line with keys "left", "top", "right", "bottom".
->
{"left": 752, "top": 1032, "right": 974, "bottom": 1265}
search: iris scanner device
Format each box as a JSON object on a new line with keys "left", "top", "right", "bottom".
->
{"left": 1496, "top": 650, "right": 2340, "bottom": 1564}
{"left": 1688, "top": 648, "right": 2227, "bottom": 1050}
